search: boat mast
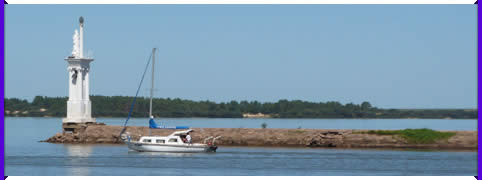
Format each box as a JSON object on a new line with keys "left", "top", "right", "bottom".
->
{"left": 150, "top": 48, "right": 155, "bottom": 118}
{"left": 148, "top": 48, "right": 155, "bottom": 136}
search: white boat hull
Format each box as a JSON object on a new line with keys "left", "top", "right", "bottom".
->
{"left": 126, "top": 142, "right": 217, "bottom": 153}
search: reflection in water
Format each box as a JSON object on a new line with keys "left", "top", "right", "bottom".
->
{"left": 128, "top": 150, "right": 195, "bottom": 157}
{"left": 65, "top": 145, "right": 92, "bottom": 176}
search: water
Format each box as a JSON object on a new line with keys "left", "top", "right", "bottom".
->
{"left": 5, "top": 117, "right": 477, "bottom": 176}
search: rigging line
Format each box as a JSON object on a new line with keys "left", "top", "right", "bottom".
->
{"left": 120, "top": 51, "right": 153, "bottom": 135}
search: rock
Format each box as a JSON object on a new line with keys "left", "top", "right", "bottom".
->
{"left": 40, "top": 125, "right": 477, "bottom": 150}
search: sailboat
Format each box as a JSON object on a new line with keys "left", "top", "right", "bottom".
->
{"left": 121, "top": 48, "right": 220, "bottom": 153}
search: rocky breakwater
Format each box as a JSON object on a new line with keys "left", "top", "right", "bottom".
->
{"left": 42, "top": 124, "right": 477, "bottom": 150}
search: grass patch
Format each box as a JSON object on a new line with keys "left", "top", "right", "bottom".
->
{"left": 361, "top": 128, "right": 456, "bottom": 144}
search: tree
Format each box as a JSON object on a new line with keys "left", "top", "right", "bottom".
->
{"left": 361, "top": 101, "right": 372, "bottom": 111}
{"left": 261, "top": 122, "right": 268, "bottom": 129}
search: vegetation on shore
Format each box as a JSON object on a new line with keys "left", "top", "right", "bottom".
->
{"left": 359, "top": 128, "right": 456, "bottom": 144}
{"left": 4, "top": 96, "right": 477, "bottom": 119}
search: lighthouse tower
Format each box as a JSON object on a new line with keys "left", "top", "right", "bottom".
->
{"left": 63, "top": 16, "right": 95, "bottom": 130}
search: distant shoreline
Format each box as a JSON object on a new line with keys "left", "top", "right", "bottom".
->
{"left": 5, "top": 96, "right": 477, "bottom": 119}
{"left": 4, "top": 115, "right": 478, "bottom": 120}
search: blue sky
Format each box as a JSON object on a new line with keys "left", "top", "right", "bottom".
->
{"left": 5, "top": 5, "right": 477, "bottom": 109}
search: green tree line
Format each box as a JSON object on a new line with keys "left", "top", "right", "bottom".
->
{"left": 4, "top": 95, "right": 477, "bottom": 119}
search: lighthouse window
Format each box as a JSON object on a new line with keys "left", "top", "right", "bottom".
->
{"left": 156, "top": 139, "right": 165, "bottom": 144}
{"left": 168, "top": 138, "right": 178, "bottom": 143}
{"left": 142, "top": 139, "right": 152, "bottom": 143}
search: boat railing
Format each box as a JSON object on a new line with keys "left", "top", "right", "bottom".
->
{"left": 213, "top": 136, "right": 222, "bottom": 144}
{"left": 203, "top": 136, "right": 214, "bottom": 144}
{"left": 120, "top": 132, "right": 131, "bottom": 142}
{"left": 203, "top": 136, "right": 222, "bottom": 145}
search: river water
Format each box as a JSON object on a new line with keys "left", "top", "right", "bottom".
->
{"left": 5, "top": 117, "right": 478, "bottom": 175}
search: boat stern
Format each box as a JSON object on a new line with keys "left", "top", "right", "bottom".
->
{"left": 207, "top": 145, "right": 218, "bottom": 152}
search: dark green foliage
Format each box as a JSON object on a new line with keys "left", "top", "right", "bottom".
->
{"left": 398, "top": 129, "right": 456, "bottom": 144}
{"left": 365, "top": 130, "right": 399, "bottom": 135}
{"left": 362, "top": 128, "right": 456, "bottom": 144}
{"left": 4, "top": 96, "right": 477, "bottom": 119}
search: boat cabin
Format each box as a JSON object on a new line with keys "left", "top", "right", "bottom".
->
{"left": 138, "top": 129, "right": 194, "bottom": 145}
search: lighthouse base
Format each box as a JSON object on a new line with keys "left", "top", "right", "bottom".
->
{"left": 62, "top": 117, "right": 96, "bottom": 133}
{"left": 62, "top": 121, "right": 103, "bottom": 133}
{"left": 62, "top": 117, "right": 96, "bottom": 124}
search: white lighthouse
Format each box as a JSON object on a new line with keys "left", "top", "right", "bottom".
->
{"left": 63, "top": 16, "right": 95, "bottom": 128}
